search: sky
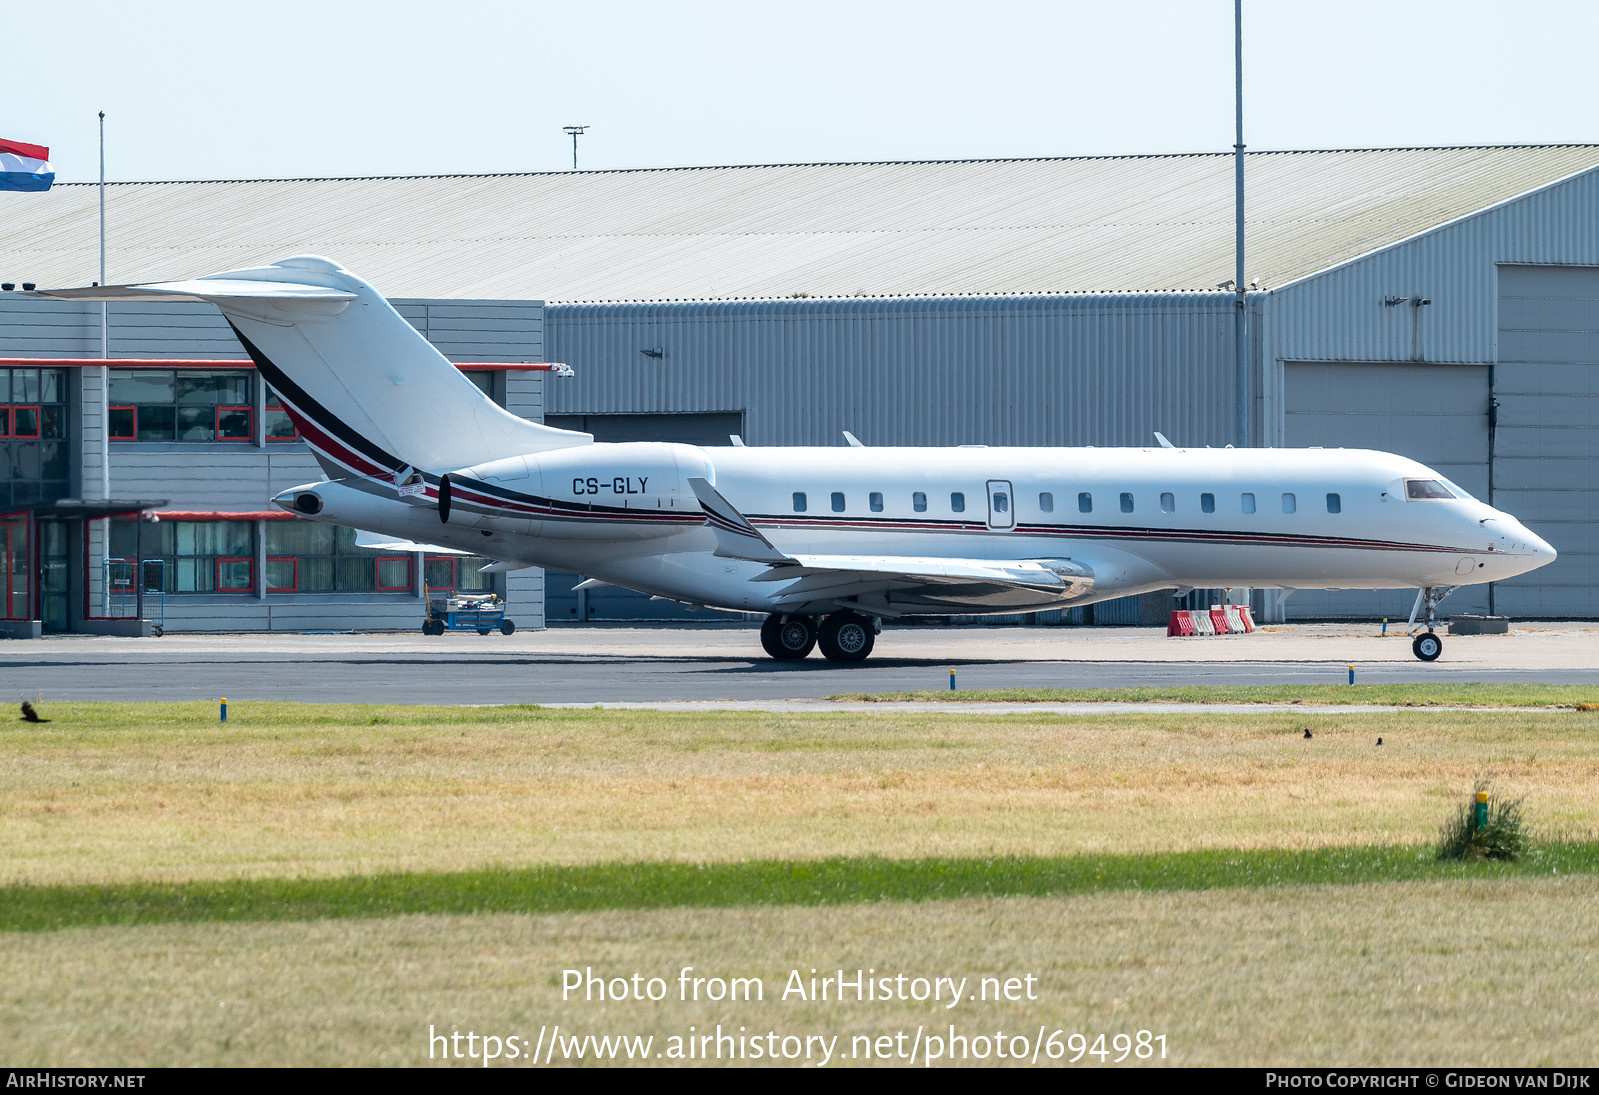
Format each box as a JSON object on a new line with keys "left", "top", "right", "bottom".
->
{"left": 4, "top": 0, "right": 1598, "bottom": 183}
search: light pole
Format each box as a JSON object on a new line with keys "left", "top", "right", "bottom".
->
{"left": 563, "top": 126, "right": 588, "bottom": 170}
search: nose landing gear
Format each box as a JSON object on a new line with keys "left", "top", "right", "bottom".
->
{"left": 1406, "top": 585, "right": 1454, "bottom": 661}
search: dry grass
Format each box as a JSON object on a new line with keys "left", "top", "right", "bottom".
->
{"left": 4, "top": 703, "right": 1599, "bottom": 885}
{"left": 2, "top": 876, "right": 1595, "bottom": 1067}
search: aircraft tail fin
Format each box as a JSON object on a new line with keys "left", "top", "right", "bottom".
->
{"left": 31, "top": 256, "right": 590, "bottom": 480}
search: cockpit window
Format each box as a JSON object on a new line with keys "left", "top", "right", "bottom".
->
{"left": 1405, "top": 479, "right": 1456, "bottom": 501}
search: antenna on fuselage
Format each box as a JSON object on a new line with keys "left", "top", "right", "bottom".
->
{"left": 1153, "top": 432, "right": 1175, "bottom": 449}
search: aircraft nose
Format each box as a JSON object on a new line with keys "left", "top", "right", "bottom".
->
{"left": 1525, "top": 529, "right": 1557, "bottom": 564}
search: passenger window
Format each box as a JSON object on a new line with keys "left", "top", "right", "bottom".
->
{"left": 869, "top": 491, "right": 884, "bottom": 512}
{"left": 1405, "top": 479, "right": 1454, "bottom": 500}
{"left": 1039, "top": 492, "right": 1054, "bottom": 513}
{"left": 1282, "top": 492, "right": 1297, "bottom": 514}
{"left": 1078, "top": 492, "right": 1092, "bottom": 513}
{"left": 993, "top": 492, "right": 1008, "bottom": 513}
{"left": 912, "top": 491, "right": 927, "bottom": 513}
{"left": 1326, "top": 492, "right": 1341, "bottom": 514}
{"left": 1160, "top": 492, "right": 1175, "bottom": 513}
{"left": 831, "top": 491, "right": 845, "bottom": 512}
{"left": 1200, "top": 492, "right": 1215, "bottom": 514}
{"left": 951, "top": 492, "right": 966, "bottom": 513}
{"left": 1241, "top": 492, "right": 1256, "bottom": 514}
{"left": 1119, "top": 492, "right": 1134, "bottom": 513}
{"left": 793, "top": 492, "right": 807, "bottom": 513}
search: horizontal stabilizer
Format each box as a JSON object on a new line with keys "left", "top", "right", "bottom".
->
{"left": 28, "top": 280, "right": 358, "bottom": 303}
{"left": 352, "top": 529, "right": 467, "bottom": 555}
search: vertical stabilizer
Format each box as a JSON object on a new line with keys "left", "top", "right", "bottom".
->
{"left": 31, "top": 256, "right": 591, "bottom": 479}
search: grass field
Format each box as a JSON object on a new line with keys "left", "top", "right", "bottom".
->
{"left": 831, "top": 682, "right": 1599, "bottom": 707}
{"left": 4, "top": 698, "right": 1598, "bottom": 1066}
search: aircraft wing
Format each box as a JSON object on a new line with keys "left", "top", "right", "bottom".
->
{"left": 754, "top": 554, "right": 1094, "bottom": 611}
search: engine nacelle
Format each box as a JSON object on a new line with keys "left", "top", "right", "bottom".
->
{"left": 442, "top": 442, "right": 714, "bottom": 541}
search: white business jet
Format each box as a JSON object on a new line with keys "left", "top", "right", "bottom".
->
{"left": 37, "top": 257, "right": 1556, "bottom": 664}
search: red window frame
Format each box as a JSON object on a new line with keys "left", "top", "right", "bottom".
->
{"left": 215, "top": 405, "right": 254, "bottom": 441}
{"left": 375, "top": 555, "right": 413, "bottom": 592}
{"left": 265, "top": 556, "right": 298, "bottom": 592}
{"left": 425, "top": 555, "right": 456, "bottom": 591}
{"left": 216, "top": 556, "right": 254, "bottom": 592}
{"left": 8, "top": 404, "right": 41, "bottom": 439}
{"left": 108, "top": 405, "right": 137, "bottom": 441}
{"left": 265, "top": 400, "right": 299, "bottom": 441}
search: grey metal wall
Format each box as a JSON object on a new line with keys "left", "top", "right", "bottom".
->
{"left": 547, "top": 294, "right": 1237, "bottom": 448}
{"left": 1493, "top": 264, "right": 1599, "bottom": 618}
{"left": 0, "top": 293, "right": 549, "bottom": 632}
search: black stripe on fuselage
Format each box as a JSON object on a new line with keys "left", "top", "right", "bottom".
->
{"left": 747, "top": 513, "right": 1474, "bottom": 554}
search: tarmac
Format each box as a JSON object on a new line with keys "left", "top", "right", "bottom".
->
{"left": 2, "top": 621, "right": 1595, "bottom": 705}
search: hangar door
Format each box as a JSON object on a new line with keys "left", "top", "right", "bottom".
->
{"left": 1283, "top": 362, "right": 1490, "bottom": 619}
{"left": 1494, "top": 265, "right": 1599, "bottom": 618}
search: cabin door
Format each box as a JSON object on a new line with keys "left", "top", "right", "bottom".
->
{"left": 985, "top": 480, "right": 1015, "bottom": 530}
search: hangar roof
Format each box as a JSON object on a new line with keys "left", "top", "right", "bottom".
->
{"left": 4, "top": 144, "right": 1598, "bottom": 302}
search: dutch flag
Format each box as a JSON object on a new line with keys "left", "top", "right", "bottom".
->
{"left": 0, "top": 138, "right": 54, "bottom": 192}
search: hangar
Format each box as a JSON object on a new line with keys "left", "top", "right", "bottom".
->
{"left": 1, "top": 143, "right": 1595, "bottom": 632}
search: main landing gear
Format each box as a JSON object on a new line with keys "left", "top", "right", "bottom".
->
{"left": 760, "top": 612, "right": 876, "bottom": 663}
{"left": 1407, "top": 585, "right": 1454, "bottom": 662}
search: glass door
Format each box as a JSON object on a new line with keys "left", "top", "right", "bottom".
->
{"left": 39, "top": 519, "right": 68, "bottom": 632}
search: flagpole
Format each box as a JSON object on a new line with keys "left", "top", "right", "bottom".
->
{"left": 98, "top": 111, "right": 109, "bottom": 500}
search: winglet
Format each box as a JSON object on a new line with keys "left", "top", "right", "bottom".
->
{"left": 687, "top": 477, "right": 791, "bottom": 563}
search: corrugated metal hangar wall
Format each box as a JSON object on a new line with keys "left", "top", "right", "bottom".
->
{"left": 546, "top": 294, "right": 1237, "bottom": 622}
{"left": 548, "top": 165, "right": 1599, "bottom": 622}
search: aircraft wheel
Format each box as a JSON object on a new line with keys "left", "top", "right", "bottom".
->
{"left": 499, "top": 619, "right": 516, "bottom": 636}
{"left": 760, "top": 614, "right": 816, "bottom": 660}
{"left": 818, "top": 612, "right": 875, "bottom": 663}
{"left": 1412, "top": 632, "right": 1443, "bottom": 661}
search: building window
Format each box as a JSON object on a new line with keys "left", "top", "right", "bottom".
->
{"left": 1039, "top": 492, "right": 1054, "bottom": 513}
{"left": 1120, "top": 492, "right": 1134, "bottom": 513}
{"left": 1326, "top": 492, "right": 1342, "bottom": 514}
{"left": 912, "top": 492, "right": 927, "bottom": 513}
{"left": 792, "top": 492, "right": 807, "bottom": 512}
{"left": 1282, "top": 492, "right": 1297, "bottom": 514}
{"left": 1078, "top": 492, "right": 1092, "bottom": 513}
{"left": 265, "top": 386, "right": 298, "bottom": 442}
{"left": 262, "top": 520, "right": 413, "bottom": 593}
{"left": 869, "top": 491, "right": 884, "bottom": 512}
{"left": 108, "top": 368, "right": 254, "bottom": 442}
{"left": 950, "top": 492, "right": 965, "bottom": 513}
{"left": 831, "top": 491, "right": 846, "bottom": 512}
{"left": 111, "top": 518, "right": 255, "bottom": 593}
{"left": 425, "top": 555, "right": 494, "bottom": 593}
{"left": 0, "top": 367, "right": 69, "bottom": 508}
{"left": 1201, "top": 492, "right": 1215, "bottom": 513}
{"left": 1160, "top": 492, "right": 1175, "bottom": 513}
{"left": 1241, "top": 492, "right": 1256, "bottom": 514}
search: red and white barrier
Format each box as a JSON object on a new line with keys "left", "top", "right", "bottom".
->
{"left": 1167, "top": 605, "right": 1255, "bottom": 637}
